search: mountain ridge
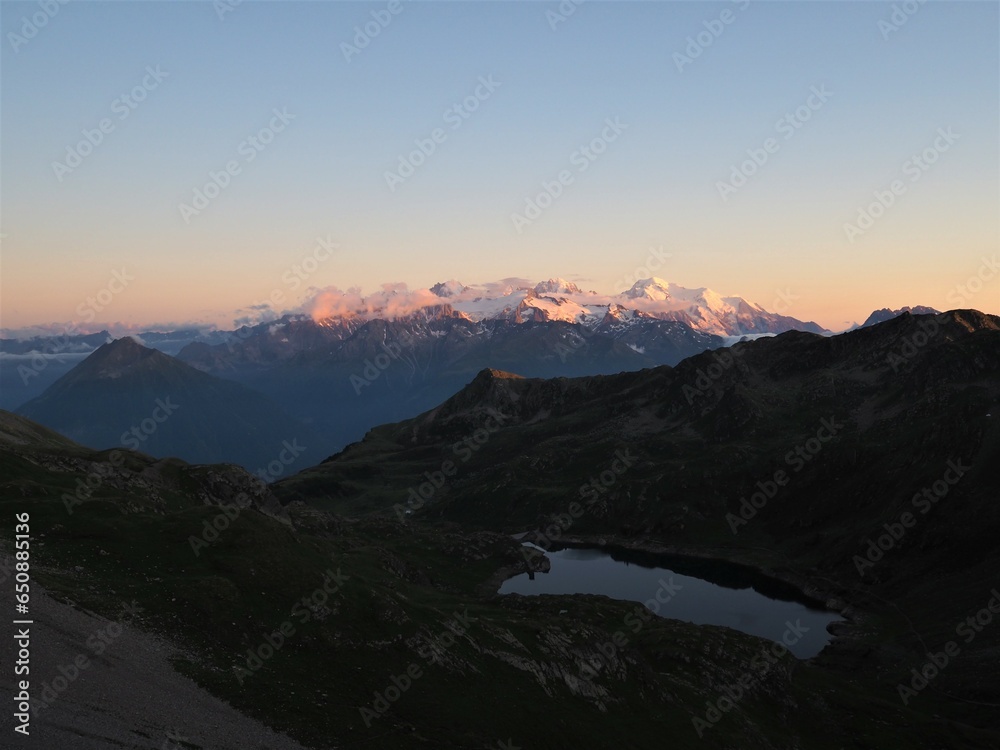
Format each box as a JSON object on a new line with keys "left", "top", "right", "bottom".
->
{"left": 305, "top": 275, "right": 828, "bottom": 337}
{"left": 861, "top": 305, "right": 941, "bottom": 328}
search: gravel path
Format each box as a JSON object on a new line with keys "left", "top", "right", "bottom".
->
{"left": 0, "top": 557, "right": 315, "bottom": 750}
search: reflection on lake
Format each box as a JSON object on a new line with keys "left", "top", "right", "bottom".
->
{"left": 500, "top": 544, "right": 841, "bottom": 658}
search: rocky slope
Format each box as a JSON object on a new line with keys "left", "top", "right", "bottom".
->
{"left": 275, "top": 310, "right": 1000, "bottom": 739}
{"left": 3, "top": 406, "right": 993, "bottom": 748}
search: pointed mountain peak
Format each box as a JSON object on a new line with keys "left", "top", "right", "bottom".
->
{"left": 601, "top": 302, "right": 635, "bottom": 323}
{"left": 475, "top": 368, "right": 524, "bottom": 382}
{"left": 77, "top": 336, "right": 168, "bottom": 379}
{"left": 429, "top": 368, "right": 526, "bottom": 424}
{"left": 430, "top": 280, "right": 469, "bottom": 298}
{"left": 622, "top": 277, "right": 672, "bottom": 300}
{"left": 93, "top": 335, "right": 156, "bottom": 358}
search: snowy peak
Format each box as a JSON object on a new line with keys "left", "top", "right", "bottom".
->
{"left": 604, "top": 303, "right": 634, "bottom": 320}
{"left": 616, "top": 279, "right": 736, "bottom": 323}
{"left": 622, "top": 277, "right": 672, "bottom": 301}
{"left": 660, "top": 284, "right": 729, "bottom": 315}
{"left": 599, "top": 303, "right": 639, "bottom": 328}
{"left": 534, "top": 278, "right": 582, "bottom": 295}
{"left": 514, "top": 294, "right": 592, "bottom": 324}
{"left": 723, "top": 296, "right": 767, "bottom": 314}
{"left": 430, "top": 280, "right": 469, "bottom": 298}
{"left": 303, "top": 276, "right": 827, "bottom": 336}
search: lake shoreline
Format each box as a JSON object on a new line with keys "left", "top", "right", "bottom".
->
{"left": 482, "top": 530, "right": 864, "bottom": 661}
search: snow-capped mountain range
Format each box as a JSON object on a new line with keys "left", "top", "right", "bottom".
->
{"left": 307, "top": 277, "right": 827, "bottom": 337}
{"left": 0, "top": 287, "right": 954, "bottom": 459}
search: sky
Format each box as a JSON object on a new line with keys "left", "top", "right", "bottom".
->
{"left": 1, "top": 0, "right": 997, "bottom": 334}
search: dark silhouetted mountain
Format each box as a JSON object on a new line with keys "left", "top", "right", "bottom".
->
{"left": 279, "top": 311, "right": 1000, "bottom": 622}
{"left": 15, "top": 337, "right": 327, "bottom": 475}
{"left": 271, "top": 309, "right": 1000, "bottom": 738}
{"left": 861, "top": 305, "right": 940, "bottom": 327}
{"left": 5, "top": 396, "right": 997, "bottom": 749}
{"left": 280, "top": 309, "right": 998, "bottom": 535}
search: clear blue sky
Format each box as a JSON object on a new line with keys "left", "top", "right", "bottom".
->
{"left": 2, "top": 0, "right": 997, "bottom": 332}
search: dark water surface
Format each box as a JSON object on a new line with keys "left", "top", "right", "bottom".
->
{"left": 500, "top": 544, "right": 841, "bottom": 658}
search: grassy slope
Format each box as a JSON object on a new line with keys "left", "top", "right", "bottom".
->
{"left": 272, "top": 312, "right": 1000, "bottom": 743}
{"left": 3, "top": 412, "right": 995, "bottom": 749}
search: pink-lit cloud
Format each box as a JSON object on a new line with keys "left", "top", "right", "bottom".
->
{"left": 303, "top": 284, "right": 454, "bottom": 322}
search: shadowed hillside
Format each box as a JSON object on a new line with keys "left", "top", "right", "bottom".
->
{"left": 16, "top": 337, "right": 329, "bottom": 476}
